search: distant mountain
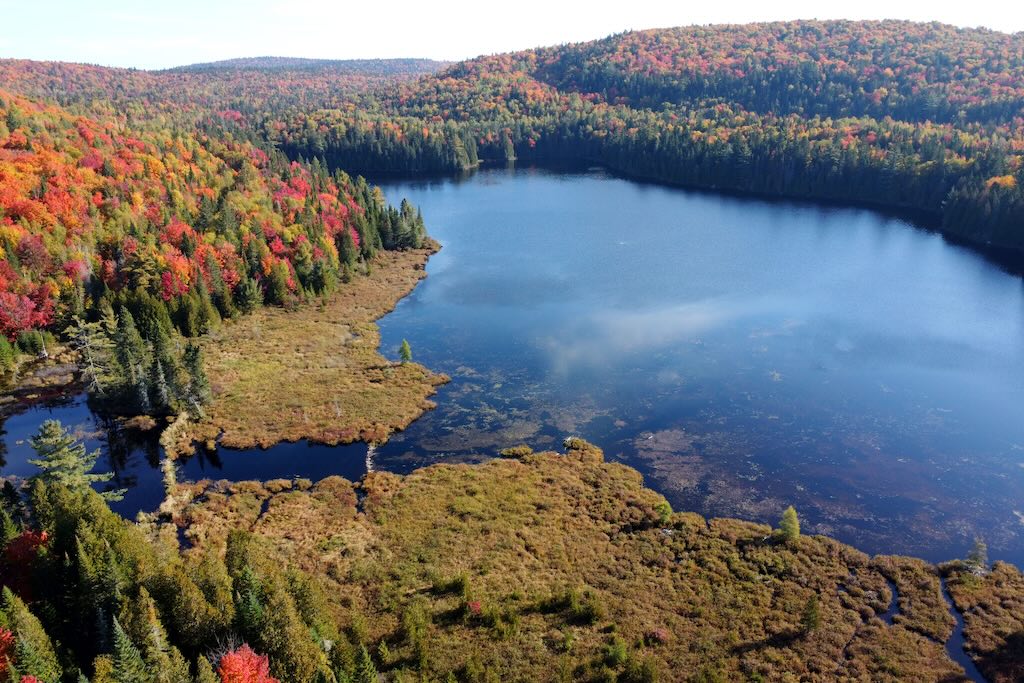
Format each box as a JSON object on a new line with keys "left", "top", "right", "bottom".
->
{"left": 168, "top": 56, "right": 450, "bottom": 75}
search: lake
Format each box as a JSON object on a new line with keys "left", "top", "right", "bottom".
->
{"left": 2, "top": 165, "right": 1023, "bottom": 566}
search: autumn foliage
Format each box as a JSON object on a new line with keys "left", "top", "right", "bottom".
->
{"left": 217, "top": 644, "right": 279, "bottom": 683}
{"left": 0, "top": 627, "right": 13, "bottom": 679}
{"left": 0, "top": 530, "right": 48, "bottom": 600}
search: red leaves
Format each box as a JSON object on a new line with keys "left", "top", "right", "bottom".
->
{"left": 1, "top": 530, "right": 48, "bottom": 600}
{"left": 160, "top": 270, "right": 189, "bottom": 302}
{"left": 0, "top": 627, "right": 14, "bottom": 679}
{"left": 0, "top": 292, "right": 45, "bottom": 338}
{"left": 16, "top": 234, "right": 49, "bottom": 272}
{"left": 218, "top": 644, "right": 279, "bottom": 683}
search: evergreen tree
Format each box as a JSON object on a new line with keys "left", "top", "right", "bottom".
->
{"left": 967, "top": 538, "right": 989, "bottom": 573}
{"left": 182, "top": 343, "right": 211, "bottom": 414}
{"left": 399, "top": 339, "right": 412, "bottom": 364}
{"left": 800, "top": 594, "right": 821, "bottom": 634}
{"left": 67, "top": 316, "right": 117, "bottom": 395}
{"left": 195, "top": 656, "right": 218, "bottom": 683}
{"left": 354, "top": 645, "right": 377, "bottom": 683}
{"left": 149, "top": 360, "right": 172, "bottom": 414}
{"left": 235, "top": 277, "right": 264, "bottom": 315}
{"left": 28, "top": 420, "right": 124, "bottom": 501}
{"left": 1, "top": 587, "right": 62, "bottom": 682}
{"left": 114, "top": 310, "right": 151, "bottom": 413}
{"left": 111, "top": 616, "right": 149, "bottom": 683}
{"left": 778, "top": 505, "right": 800, "bottom": 544}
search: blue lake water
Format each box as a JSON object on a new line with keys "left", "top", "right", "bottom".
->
{"left": 2, "top": 165, "right": 1023, "bottom": 567}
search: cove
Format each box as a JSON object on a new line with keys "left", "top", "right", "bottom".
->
{"left": 2, "top": 165, "right": 1023, "bottom": 570}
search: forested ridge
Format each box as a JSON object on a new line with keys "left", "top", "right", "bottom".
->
{"left": 4, "top": 22, "right": 1021, "bottom": 254}
{"left": 280, "top": 21, "right": 1024, "bottom": 251}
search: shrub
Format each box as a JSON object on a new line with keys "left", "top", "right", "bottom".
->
{"left": 603, "top": 635, "right": 628, "bottom": 668}
{"left": 498, "top": 445, "right": 533, "bottom": 459}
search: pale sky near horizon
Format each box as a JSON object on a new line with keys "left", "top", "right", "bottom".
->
{"left": 1, "top": 0, "right": 1022, "bottom": 70}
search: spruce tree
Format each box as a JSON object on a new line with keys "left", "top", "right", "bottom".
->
{"left": 111, "top": 616, "right": 149, "bottom": 683}
{"left": 967, "top": 538, "right": 989, "bottom": 573}
{"left": 399, "top": 339, "right": 412, "bottom": 364}
{"left": 354, "top": 644, "right": 378, "bottom": 683}
{"left": 1, "top": 587, "right": 62, "bottom": 682}
{"left": 182, "top": 343, "right": 211, "bottom": 413}
{"left": 114, "top": 310, "right": 151, "bottom": 413}
{"left": 235, "top": 277, "right": 264, "bottom": 314}
{"left": 195, "top": 656, "right": 218, "bottom": 683}
{"left": 28, "top": 420, "right": 124, "bottom": 501}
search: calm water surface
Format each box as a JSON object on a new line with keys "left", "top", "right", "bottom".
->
{"left": 2, "top": 166, "right": 1022, "bottom": 566}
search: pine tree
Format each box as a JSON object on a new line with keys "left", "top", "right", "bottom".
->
{"left": 235, "top": 277, "right": 263, "bottom": 314}
{"left": 114, "top": 310, "right": 151, "bottom": 413}
{"left": 67, "top": 316, "right": 116, "bottom": 395}
{"left": 967, "top": 538, "right": 989, "bottom": 573}
{"left": 778, "top": 505, "right": 800, "bottom": 544}
{"left": 399, "top": 339, "right": 412, "bottom": 364}
{"left": 182, "top": 343, "right": 211, "bottom": 414}
{"left": 150, "top": 360, "right": 172, "bottom": 414}
{"left": 28, "top": 420, "right": 123, "bottom": 501}
{"left": 194, "top": 656, "right": 218, "bottom": 683}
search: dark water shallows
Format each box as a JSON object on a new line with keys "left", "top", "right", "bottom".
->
{"left": 2, "top": 166, "right": 1022, "bottom": 567}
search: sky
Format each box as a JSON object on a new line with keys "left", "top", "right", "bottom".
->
{"left": 1, "top": 0, "right": 1022, "bottom": 70}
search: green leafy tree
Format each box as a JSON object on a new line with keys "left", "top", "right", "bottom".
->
{"left": 399, "top": 339, "right": 412, "bottom": 364}
{"left": 28, "top": 420, "right": 124, "bottom": 501}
